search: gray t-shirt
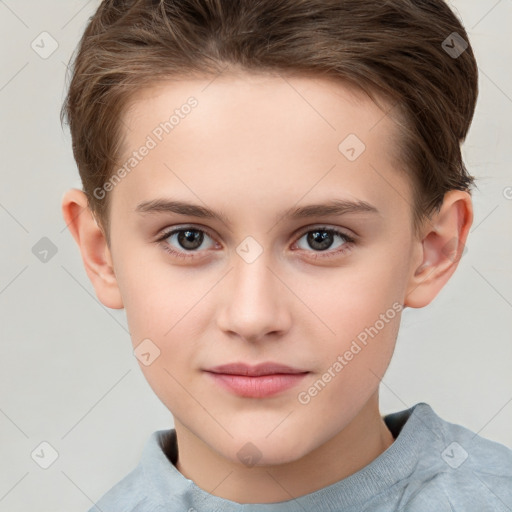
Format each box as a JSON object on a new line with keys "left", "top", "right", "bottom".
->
{"left": 89, "top": 403, "right": 512, "bottom": 511}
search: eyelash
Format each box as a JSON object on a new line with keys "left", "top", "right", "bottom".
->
{"left": 155, "top": 225, "right": 356, "bottom": 261}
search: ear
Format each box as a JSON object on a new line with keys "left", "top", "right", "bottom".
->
{"left": 61, "top": 188, "right": 124, "bottom": 309}
{"left": 404, "top": 190, "right": 473, "bottom": 308}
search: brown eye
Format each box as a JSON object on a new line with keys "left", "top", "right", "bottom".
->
{"left": 156, "top": 226, "right": 216, "bottom": 260}
{"left": 294, "top": 227, "right": 355, "bottom": 259}
{"left": 174, "top": 229, "right": 204, "bottom": 250}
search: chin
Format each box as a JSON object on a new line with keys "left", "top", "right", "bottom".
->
{"left": 219, "top": 429, "right": 314, "bottom": 468}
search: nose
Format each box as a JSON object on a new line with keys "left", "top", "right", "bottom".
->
{"left": 215, "top": 251, "right": 292, "bottom": 343}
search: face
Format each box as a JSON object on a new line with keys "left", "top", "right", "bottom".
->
{"left": 107, "top": 72, "right": 420, "bottom": 465}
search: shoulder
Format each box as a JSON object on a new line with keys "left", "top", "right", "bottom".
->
{"left": 87, "top": 466, "right": 156, "bottom": 512}
{"left": 86, "top": 429, "right": 179, "bottom": 512}
{"left": 437, "top": 410, "right": 512, "bottom": 500}
{"left": 399, "top": 403, "right": 512, "bottom": 510}
{"left": 429, "top": 403, "right": 512, "bottom": 475}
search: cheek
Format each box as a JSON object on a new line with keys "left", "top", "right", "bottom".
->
{"left": 292, "top": 259, "right": 404, "bottom": 398}
{"left": 116, "top": 258, "right": 210, "bottom": 399}
{"left": 116, "top": 249, "right": 203, "bottom": 341}
{"left": 293, "top": 259, "right": 403, "bottom": 345}
{"left": 296, "top": 308, "right": 400, "bottom": 430}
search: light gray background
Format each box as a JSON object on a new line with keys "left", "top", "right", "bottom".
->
{"left": 1, "top": 1, "right": 511, "bottom": 510}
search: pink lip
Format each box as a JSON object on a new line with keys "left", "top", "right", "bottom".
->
{"left": 204, "top": 362, "right": 309, "bottom": 398}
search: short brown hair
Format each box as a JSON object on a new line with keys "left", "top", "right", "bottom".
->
{"left": 61, "top": 0, "right": 478, "bottom": 245}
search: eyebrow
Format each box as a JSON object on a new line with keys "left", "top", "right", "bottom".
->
{"left": 135, "top": 197, "right": 380, "bottom": 226}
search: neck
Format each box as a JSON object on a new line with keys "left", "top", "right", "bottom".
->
{"left": 173, "top": 392, "right": 395, "bottom": 504}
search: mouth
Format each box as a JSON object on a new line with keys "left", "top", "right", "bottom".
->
{"left": 203, "top": 362, "right": 310, "bottom": 398}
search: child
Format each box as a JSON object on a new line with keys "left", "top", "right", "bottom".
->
{"left": 60, "top": 0, "right": 512, "bottom": 510}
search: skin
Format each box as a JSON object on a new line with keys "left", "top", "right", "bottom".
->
{"left": 62, "top": 71, "right": 473, "bottom": 504}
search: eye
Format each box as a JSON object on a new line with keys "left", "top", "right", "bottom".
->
{"left": 155, "top": 225, "right": 356, "bottom": 260}
{"left": 156, "top": 226, "right": 217, "bottom": 260}
{"left": 293, "top": 226, "right": 355, "bottom": 260}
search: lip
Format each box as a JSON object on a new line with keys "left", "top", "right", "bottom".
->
{"left": 206, "top": 362, "right": 309, "bottom": 376}
{"left": 204, "top": 362, "right": 310, "bottom": 398}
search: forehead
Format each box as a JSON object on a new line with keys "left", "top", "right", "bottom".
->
{"left": 111, "top": 72, "right": 410, "bottom": 225}
{"left": 123, "top": 72, "right": 394, "bottom": 140}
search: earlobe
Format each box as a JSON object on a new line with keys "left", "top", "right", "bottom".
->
{"left": 404, "top": 190, "right": 473, "bottom": 309}
{"left": 61, "top": 188, "right": 124, "bottom": 310}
